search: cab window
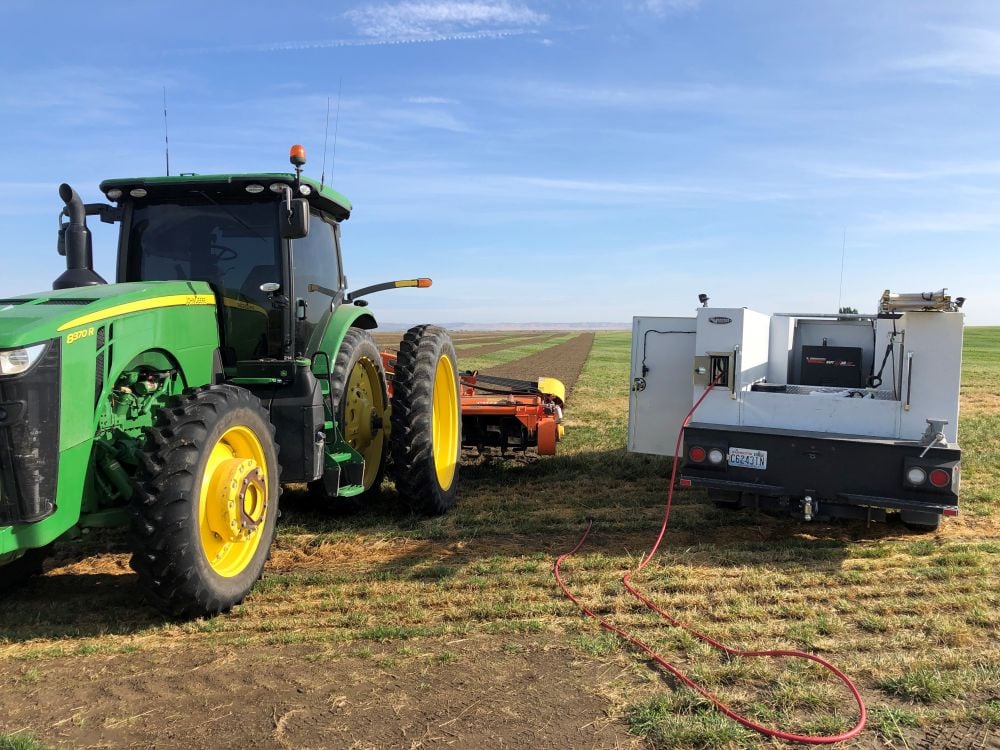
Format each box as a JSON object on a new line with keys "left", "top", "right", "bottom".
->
{"left": 124, "top": 200, "right": 283, "bottom": 361}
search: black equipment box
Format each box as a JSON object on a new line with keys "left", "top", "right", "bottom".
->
{"left": 800, "top": 346, "right": 863, "bottom": 387}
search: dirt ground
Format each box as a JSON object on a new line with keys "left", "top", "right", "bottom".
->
{"left": 372, "top": 331, "right": 541, "bottom": 349}
{"left": 480, "top": 332, "right": 595, "bottom": 398}
{"left": 454, "top": 332, "right": 562, "bottom": 359}
{"left": 0, "top": 636, "right": 641, "bottom": 750}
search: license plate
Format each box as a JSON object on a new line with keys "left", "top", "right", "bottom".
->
{"left": 728, "top": 447, "right": 767, "bottom": 470}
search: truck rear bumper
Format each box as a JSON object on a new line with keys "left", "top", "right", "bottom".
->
{"left": 681, "top": 422, "right": 960, "bottom": 517}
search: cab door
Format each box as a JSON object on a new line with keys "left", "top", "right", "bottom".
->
{"left": 289, "top": 213, "right": 344, "bottom": 356}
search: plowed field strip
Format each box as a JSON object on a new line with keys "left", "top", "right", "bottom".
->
{"left": 456, "top": 333, "right": 561, "bottom": 357}
{"left": 372, "top": 331, "right": 542, "bottom": 348}
{"left": 481, "top": 332, "right": 595, "bottom": 396}
{"left": 458, "top": 332, "right": 579, "bottom": 372}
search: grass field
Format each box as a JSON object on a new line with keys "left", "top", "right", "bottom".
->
{"left": 0, "top": 328, "right": 997, "bottom": 749}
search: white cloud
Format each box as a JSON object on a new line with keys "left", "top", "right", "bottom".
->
{"left": 381, "top": 106, "right": 472, "bottom": 132}
{"left": 865, "top": 209, "right": 1000, "bottom": 234}
{"left": 345, "top": 1, "right": 547, "bottom": 41}
{"left": 636, "top": 0, "right": 702, "bottom": 17}
{"left": 0, "top": 66, "right": 156, "bottom": 125}
{"left": 504, "top": 79, "right": 781, "bottom": 113}
{"left": 808, "top": 160, "right": 1000, "bottom": 182}
{"left": 893, "top": 26, "right": 1000, "bottom": 78}
{"left": 241, "top": 28, "right": 532, "bottom": 52}
{"left": 405, "top": 96, "right": 458, "bottom": 105}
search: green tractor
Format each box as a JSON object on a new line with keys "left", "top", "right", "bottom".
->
{"left": 0, "top": 145, "right": 461, "bottom": 617}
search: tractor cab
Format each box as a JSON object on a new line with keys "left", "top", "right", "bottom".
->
{"left": 102, "top": 157, "right": 353, "bottom": 378}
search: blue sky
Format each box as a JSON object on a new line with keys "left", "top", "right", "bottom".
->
{"left": 1, "top": 1, "right": 998, "bottom": 324}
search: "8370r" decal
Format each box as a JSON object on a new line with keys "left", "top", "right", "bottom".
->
{"left": 66, "top": 327, "right": 96, "bottom": 344}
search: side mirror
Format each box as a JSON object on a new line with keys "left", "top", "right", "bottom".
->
{"left": 280, "top": 198, "right": 310, "bottom": 239}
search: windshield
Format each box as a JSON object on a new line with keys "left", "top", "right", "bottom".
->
{"left": 124, "top": 199, "right": 284, "bottom": 360}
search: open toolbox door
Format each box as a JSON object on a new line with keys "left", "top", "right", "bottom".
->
{"left": 628, "top": 316, "right": 696, "bottom": 456}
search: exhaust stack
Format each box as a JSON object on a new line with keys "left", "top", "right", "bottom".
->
{"left": 53, "top": 183, "right": 107, "bottom": 290}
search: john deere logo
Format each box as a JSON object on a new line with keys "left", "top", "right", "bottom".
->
{"left": 709, "top": 316, "right": 732, "bottom": 325}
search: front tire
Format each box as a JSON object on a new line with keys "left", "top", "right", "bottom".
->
{"left": 129, "top": 385, "right": 280, "bottom": 618}
{"left": 390, "top": 325, "right": 461, "bottom": 514}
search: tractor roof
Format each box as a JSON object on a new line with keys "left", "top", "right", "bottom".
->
{"left": 99, "top": 173, "right": 353, "bottom": 221}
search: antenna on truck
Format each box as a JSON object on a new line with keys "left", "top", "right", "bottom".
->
{"left": 837, "top": 227, "right": 846, "bottom": 311}
{"left": 163, "top": 86, "right": 171, "bottom": 176}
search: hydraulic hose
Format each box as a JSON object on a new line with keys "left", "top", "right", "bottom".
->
{"left": 554, "top": 375, "right": 867, "bottom": 744}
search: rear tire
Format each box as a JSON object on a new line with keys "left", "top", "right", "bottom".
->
{"left": 390, "top": 325, "right": 461, "bottom": 514}
{"left": 310, "top": 327, "right": 388, "bottom": 502}
{"left": 129, "top": 385, "right": 280, "bottom": 618}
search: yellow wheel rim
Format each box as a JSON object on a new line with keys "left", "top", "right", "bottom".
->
{"left": 198, "top": 425, "right": 269, "bottom": 578}
{"left": 431, "top": 354, "right": 459, "bottom": 491}
{"left": 342, "top": 357, "right": 386, "bottom": 490}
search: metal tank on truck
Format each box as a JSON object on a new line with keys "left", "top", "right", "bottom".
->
{"left": 0, "top": 146, "right": 462, "bottom": 617}
{"left": 628, "top": 289, "right": 966, "bottom": 531}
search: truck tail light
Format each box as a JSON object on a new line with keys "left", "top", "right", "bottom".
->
{"left": 928, "top": 469, "right": 951, "bottom": 488}
{"left": 906, "top": 467, "right": 927, "bottom": 485}
{"left": 707, "top": 448, "right": 725, "bottom": 465}
{"left": 688, "top": 446, "right": 706, "bottom": 463}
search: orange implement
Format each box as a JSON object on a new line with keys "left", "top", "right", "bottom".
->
{"left": 381, "top": 352, "right": 566, "bottom": 455}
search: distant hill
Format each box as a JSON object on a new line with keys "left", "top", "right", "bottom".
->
{"left": 377, "top": 322, "right": 631, "bottom": 332}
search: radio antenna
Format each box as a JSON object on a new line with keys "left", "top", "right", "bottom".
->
{"left": 837, "top": 227, "right": 847, "bottom": 311}
{"left": 162, "top": 86, "right": 171, "bottom": 176}
{"left": 321, "top": 78, "right": 342, "bottom": 190}
{"left": 320, "top": 97, "right": 331, "bottom": 188}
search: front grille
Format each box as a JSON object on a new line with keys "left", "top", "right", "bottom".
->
{"left": 0, "top": 300, "right": 29, "bottom": 305}
{"left": 94, "top": 327, "right": 106, "bottom": 404}
{"left": 40, "top": 298, "right": 96, "bottom": 305}
{"left": 0, "top": 341, "right": 61, "bottom": 525}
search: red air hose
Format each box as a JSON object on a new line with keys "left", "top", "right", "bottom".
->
{"left": 554, "top": 376, "right": 867, "bottom": 744}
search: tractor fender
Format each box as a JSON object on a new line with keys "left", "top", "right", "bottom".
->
{"left": 312, "top": 304, "right": 378, "bottom": 373}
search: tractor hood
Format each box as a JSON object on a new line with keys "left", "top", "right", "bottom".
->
{"left": 0, "top": 280, "right": 217, "bottom": 348}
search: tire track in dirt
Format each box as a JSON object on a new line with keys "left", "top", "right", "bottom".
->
{"left": 480, "top": 332, "right": 595, "bottom": 397}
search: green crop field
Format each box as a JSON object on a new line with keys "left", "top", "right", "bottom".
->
{"left": 0, "top": 329, "right": 997, "bottom": 749}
